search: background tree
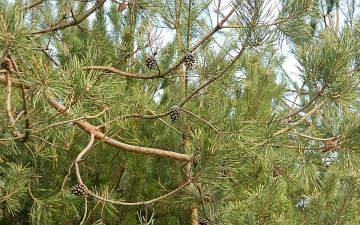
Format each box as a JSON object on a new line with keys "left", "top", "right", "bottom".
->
{"left": 1, "top": 0, "right": 360, "bottom": 224}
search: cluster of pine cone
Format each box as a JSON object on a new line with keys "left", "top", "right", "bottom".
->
{"left": 145, "top": 52, "right": 195, "bottom": 70}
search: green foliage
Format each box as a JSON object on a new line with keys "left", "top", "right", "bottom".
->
{"left": 1, "top": 0, "right": 360, "bottom": 224}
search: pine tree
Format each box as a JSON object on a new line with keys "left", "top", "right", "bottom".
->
{"left": 1, "top": 0, "right": 360, "bottom": 224}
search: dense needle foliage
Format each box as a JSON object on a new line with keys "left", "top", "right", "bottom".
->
{"left": 1, "top": 0, "right": 360, "bottom": 224}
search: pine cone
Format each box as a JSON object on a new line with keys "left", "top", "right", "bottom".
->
{"left": 1, "top": 58, "right": 14, "bottom": 72}
{"left": 199, "top": 219, "right": 209, "bottom": 225}
{"left": 145, "top": 54, "right": 157, "bottom": 70}
{"left": 169, "top": 106, "right": 180, "bottom": 121}
{"left": 322, "top": 136, "right": 339, "bottom": 152}
{"left": 183, "top": 52, "right": 195, "bottom": 68}
{"left": 118, "top": 2, "right": 127, "bottom": 12}
{"left": 71, "top": 184, "right": 88, "bottom": 196}
{"left": 273, "top": 167, "right": 282, "bottom": 177}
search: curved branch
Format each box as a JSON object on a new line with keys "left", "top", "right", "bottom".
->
{"left": 87, "top": 179, "right": 192, "bottom": 206}
{"left": 44, "top": 90, "right": 191, "bottom": 162}
{"left": 20, "top": 0, "right": 45, "bottom": 11}
{"left": 75, "top": 133, "right": 193, "bottom": 207}
{"left": 75, "top": 133, "right": 95, "bottom": 185}
{"left": 0, "top": 75, "right": 190, "bottom": 161}
{"left": 31, "top": 0, "right": 106, "bottom": 34}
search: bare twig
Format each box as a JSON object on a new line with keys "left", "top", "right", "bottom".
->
{"left": 195, "top": 184, "right": 213, "bottom": 225}
{"left": 279, "top": 93, "right": 321, "bottom": 121}
{"left": 179, "top": 46, "right": 246, "bottom": 107}
{"left": 273, "top": 99, "right": 328, "bottom": 137}
{"left": 62, "top": 162, "right": 74, "bottom": 191}
{"left": 28, "top": 180, "right": 53, "bottom": 208}
{"left": 5, "top": 72, "right": 15, "bottom": 125}
{"left": 79, "top": 196, "right": 88, "bottom": 225}
{"left": 180, "top": 108, "right": 220, "bottom": 134}
{"left": 20, "top": 0, "right": 45, "bottom": 11}
{"left": 291, "top": 132, "right": 338, "bottom": 141}
{"left": 20, "top": 84, "right": 30, "bottom": 143}
{"left": 147, "top": 107, "right": 182, "bottom": 135}
{"left": 75, "top": 133, "right": 95, "bottom": 185}
{"left": 83, "top": 66, "right": 165, "bottom": 79}
{"left": 31, "top": 0, "right": 106, "bottom": 34}
{"left": 31, "top": 135, "right": 69, "bottom": 151}
{"left": 87, "top": 179, "right": 192, "bottom": 206}
{"left": 32, "top": 107, "right": 110, "bottom": 134}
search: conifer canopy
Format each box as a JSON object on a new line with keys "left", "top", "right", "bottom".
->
{"left": 1, "top": 0, "right": 360, "bottom": 224}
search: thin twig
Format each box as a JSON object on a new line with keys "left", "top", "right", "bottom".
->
{"left": 79, "top": 196, "right": 88, "bottom": 225}
{"left": 195, "top": 184, "right": 213, "bottom": 225}
{"left": 31, "top": 135, "right": 69, "bottom": 151}
{"left": 87, "top": 179, "right": 192, "bottom": 206}
{"left": 273, "top": 99, "right": 327, "bottom": 137}
{"left": 31, "top": 0, "right": 106, "bottom": 34}
{"left": 20, "top": 84, "right": 30, "bottom": 143}
{"left": 20, "top": 0, "right": 45, "bottom": 11}
{"left": 75, "top": 133, "right": 95, "bottom": 185}
{"left": 62, "top": 162, "right": 74, "bottom": 191}
{"left": 181, "top": 108, "right": 220, "bottom": 133}
{"left": 32, "top": 106, "right": 111, "bottom": 134}
{"left": 291, "top": 132, "right": 337, "bottom": 141}
{"left": 28, "top": 180, "right": 53, "bottom": 207}
{"left": 278, "top": 94, "right": 321, "bottom": 120}
{"left": 147, "top": 107, "right": 182, "bottom": 135}
{"left": 179, "top": 45, "right": 246, "bottom": 107}
{"left": 5, "top": 72, "right": 15, "bottom": 125}
{"left": 335, "top": 175, "right": 353, "bottom": 225}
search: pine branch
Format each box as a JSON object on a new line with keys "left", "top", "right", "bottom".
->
{"left": 75, "top": 132, "right": 95, "bottom": 184}
{"left": 179, "top": 45, "right": 246, "bottom": 107}
{"left": 83, "top": 65, "right": 166, "bottom": 79}
{"left": 5, "top": 72, "right": 15, "bottom": 124}
{"left": 0, "top": 74, "right": 190, "bottom": 161}
{"left": 88, "top": 179, "right": 192, "bottom": 206}
{"left": 273, "top": 99, "right": 328, "bottom": 136}
{"left": 0, "top": 74, "right": 32, "bottom": 88}
{"left": 20, "top": 0, "right": 46, "bottom": 11}
{"left": 20, "top": 85, "right": 30, "bottom": 143}
{"left": 45, "top": 90, "right": 190, "bottom": 161}
{"left": 79, "top": 195, "right": 88, "bottom": 225}
{"left": 279, "top": 93, "right": 321, "bottom": 121}
{"left": 336, "top": 175, "right": 354, "bottom": 225}
{"left": 74, "top": 133, "right": 193, "bottom": 206}
{"left": 31, "top": 0, "right": 106, "bottom": 34}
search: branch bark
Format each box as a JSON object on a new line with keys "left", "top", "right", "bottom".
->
{"left": 31, "top": 0, "right": 106, "bottom": 34}
{"left": 0, "top": 74, "right": 190, "bottom": 161}
{"left": 43, "top": 90, "right": 191, "bottom": 162}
